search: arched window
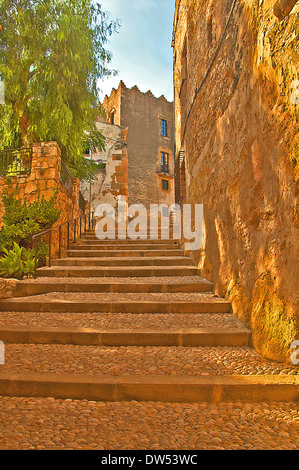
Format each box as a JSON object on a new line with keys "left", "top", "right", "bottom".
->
{"left": 110, "top": 107, "right": 116, "bottom": 124}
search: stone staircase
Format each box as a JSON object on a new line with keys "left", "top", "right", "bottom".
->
{"left": 0, "top": 231, "right": 298, "bottom": 404}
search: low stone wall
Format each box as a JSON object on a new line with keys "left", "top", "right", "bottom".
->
{"left": 0, "top": 141, "right": 84, "bottom": 258}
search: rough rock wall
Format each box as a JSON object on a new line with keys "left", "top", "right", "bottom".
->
{"left": 80, "top": 121, "right": 123, "bottom": 211}
{"left": 95, "top": 141, "right": 128, "bottom": 210}
{"left": 173, "top": 0, "right": 299, "bottom": 362}
{"left": 0, "top": 142, "right": 83, "bottom": 257}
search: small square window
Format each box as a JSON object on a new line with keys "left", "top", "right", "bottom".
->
{"left": 162, "top": 179, "right": 169, "bottom": 191}
{"left": 161, "top": 119, "right": 168, "bottom": 137}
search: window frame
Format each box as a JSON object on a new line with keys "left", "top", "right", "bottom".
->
{"left": 160, "top": 152, "right": 169, "bottom": 173}
{"left": 161, "top": 179, "right": 169, "bottom": 191}
{"left": 161, "top": 119, "right": 168, "bottom": 137}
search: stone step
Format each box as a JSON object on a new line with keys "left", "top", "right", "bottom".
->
{"left": 51, "top": 257, "right": 193, "bottom": 267}
{"left": 0, "top": 292, "right": 231, "bottom": 313}
{"left": 2, "top": 344, "right": 297, "bottom": 377}
{"left": 66, "top": 249, "right": 184, "bottom": 258}
{"left": 79, "top": 239, "right": 180, "bottom": 245}
{"left": 0, "top": 326, "right": 251, "bottom": 347}
{"left": 0, "top": 312, "right": 243, "bottom": 331}
{"left": 15, "top": 277, "right": 213, "bottom": 296}
{"left": 0, "top": 372, "right": 297, "bottom": 402}
{"left": 36, "top": 266, "right": 201, "bottom": 278}
{"left": 0, "top": 343, "right": 297, "bottom": 401}
{"left": 70, "top": 243, "right": 181, "bottom": 251}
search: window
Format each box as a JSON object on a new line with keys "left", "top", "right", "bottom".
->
{"left": 162, "top": 179, "right": 169, "bottom": 191}
{"left": 161, "top": 119, "right": 168, "bottom": 136}
{"left": 161, "top": 152, "right": 169, "bottom": 173}
{"left": 109, "top": 107, "right": 116, "bottom": 125}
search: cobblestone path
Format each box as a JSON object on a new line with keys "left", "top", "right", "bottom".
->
{"left": 0, "top": 232, "right": 298, "bottom": 449}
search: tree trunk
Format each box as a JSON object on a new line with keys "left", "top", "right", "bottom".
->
{"left": 13, "top": 103, "right": 36, "bottom": 147}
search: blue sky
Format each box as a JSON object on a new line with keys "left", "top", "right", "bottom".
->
{"left": 98, "top": 0, "right": 175, "bottom": 102}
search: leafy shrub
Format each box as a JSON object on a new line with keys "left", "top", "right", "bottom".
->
{"left": 0, "top": 191, "right": 61, "bottom": 254}
{"left": 0, "top": 243, "right": 38, "bottom": 280}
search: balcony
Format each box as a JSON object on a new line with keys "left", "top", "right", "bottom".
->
{"left": 156, "top": 165, "right": 174, "bottom": 177}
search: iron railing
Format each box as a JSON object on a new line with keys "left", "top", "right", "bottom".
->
{"left": 157, "top": 167, "right": 174, "bottom": 177}
{"left": 32, "top": 211, "right": 95, "bottom": 278}
{"left": 60, "top": 160, "right": 73, "bottom": 195}
{"left": 79, "top": 191, "right": 85, "bottom": 213}
{"left": 0, "top": 148, "right": 33, "bottom": 177}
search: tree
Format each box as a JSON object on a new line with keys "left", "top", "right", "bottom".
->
{"left": 0, "top": 0, "right": 118, "bottom": 178}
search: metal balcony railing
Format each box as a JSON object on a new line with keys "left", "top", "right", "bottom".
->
{"left": 0, "top": 148, "right": 33, "bottom": 177}
{"left": 79, "top": 191, "right": 86, "bottom": 213}
{"left": 60, "top": 160, "right": 73, "bottom": 195}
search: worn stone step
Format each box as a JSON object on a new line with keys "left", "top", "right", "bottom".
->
{"left": 35, "top": 266, "right": 201, "bottom": 278}
{"left": 80, "top": 239, "right": 180, "bottom": 245}
{"left": 0, "top": 343, "right": 298, "bottom": 401}
{"left": 0, "top": 291, "right": 231, "bottom": 313}
{"left": 0, "top": 311, "right": 243, "bottom": 331}
{"left": 0, "top": 292, "right": 230, "bottom": 313}
{"left": 0, "top": 326, "right": 251, "bottom": 347}
{"left": 51, "top": 257, "right": 193, "bottom": 267}
{"left": 66, "top": 249, "right": 184, "bottom": 257}
{"left": 1, "top": 343, "right": 299, "bottom": 377}
{"left": 15, "top": 278, "right": 213, "bottom": 296}
{"left": 71, "top": 243, "right": 181, "bottom": 250}
{"left": 0, "top": 372, "right": 297, "bottom": 402}
{"left": 2, "top": 344, "right": 298, "bottom": 377}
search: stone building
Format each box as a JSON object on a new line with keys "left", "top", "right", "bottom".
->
{"left": 172, "top": 0, "right": 299, "bottom": 362}
{"left": 80, "top": 118, "right": 123, "bottom": 210}
{"left": 102, "top": 81, "right": 175, "bottom": 208}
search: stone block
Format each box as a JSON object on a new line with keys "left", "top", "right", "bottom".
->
{"left": 0, "top": 278, "right": 19, "bottom": 299}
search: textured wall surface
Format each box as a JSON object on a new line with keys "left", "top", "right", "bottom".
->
{"left": 95, "top": 141, "right": 128, "bottom": 209}
{"left": 0, "top": 142, "right": 84, "bottom": 257}
{"left": 173, "top": 0, "right": 299, "bottom": 362}
{"left": 80, "top": 120, "right": 123, "bottom": 211}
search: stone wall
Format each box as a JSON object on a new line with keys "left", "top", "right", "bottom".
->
{"left": 95, "top": 140, "right": 128, "bottom": 210}
{"left": 0, "top": 141, "right": 85, "bottom": 258}
{"left": 173, "top": 0, "right": 299, "bottom": 363}
{"left": 80, "top": 120, "right": 123, "bottom": 211}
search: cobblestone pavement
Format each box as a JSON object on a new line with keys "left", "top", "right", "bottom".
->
{"left": 7, "top": 292, "right": 226, "bottom": 302}
{"left": 22, "top": 276, "right": 210, "bottom": 284}
{"left": 0, "top": 235, "right": 298, "bottom": 450}
{"left": 0, "top": 397, "right": 298, "bottom": 450}
{"left": 2, "top": 345, "right": 298, "bottom": 376}
{"left": 0, "top": 312, "right": 243, "bottom": 329}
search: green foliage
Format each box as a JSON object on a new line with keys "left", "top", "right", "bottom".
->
{"left": 0, "top": 191, "right": 61, "bottom": 252}
{"left": 0, "top": 0, "right": 119, "bottom": 178}
{"left": 0, "top": 242, "right": 37, "bottom": 279}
